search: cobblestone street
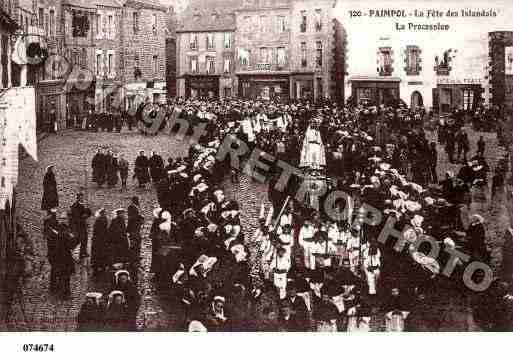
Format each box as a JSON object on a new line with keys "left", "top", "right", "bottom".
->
{"left": 6, "top": 129, "right": 271, "bottom": 331}
{"left": 4, "top": 125, "right": 509, "bottom": 331}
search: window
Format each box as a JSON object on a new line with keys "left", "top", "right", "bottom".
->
{"left": 463, "top": 89, "right": 474, "bottom": 110}
{"left": 315, "top": 41, "right": 322, "bottom": 67}
{"left": 72, "top": 11, "right": 89, "bottom": 37}
{"left": 378, "top": 47, "right": 393, "bottom": 76}
{"left": 152, "top": 14, "right": 157, "bottom": 35}
{"left": 96, "top": 52, "right": 102, "bottom": 75}
{"left": 38, "top": 8, "right": 44, "bottom": 28}
{"left": 239, "top": 48, "right": 250, "bottom": 66}
{"left": 45, "top": 13, "right": 49, "bottom": 37}
{"left": 190, "top": 33, "right": 198, "bottom": 50}
{"left": 206, "top": 56, "right": 215, "bottom": 74}
{"left": 315, "top": 9, "right": 322, "bottom": 32}
{"left": 300, "top": 42, "right": 307, "bottom": 67}
{"left": 405, "top": 45, "right": 421, "bottom": 76}
{"left": 49, "top": 10, "right": 55, "bottom": 36}
{"left": 244, "top": 16, "right": 251, "bottom": 31}
{"left": 96, "top": 14, "right": 101, "bottom": 37}
{"left": 134, "top": 54, "right": 141, "bottom": 79}
{"left": 260, "top": 47, "right": 270, "bottom": 63}
{"left": 82, "top": 48, "right": 87, "bottom": 68}
{"left": 224, "top": 87, "right": 231, "bottom": 98}
{"left": 223, "top": 33, "right": 231, "bottom": 49}
{"left": 153, "top": 55, "right": 158, "bottom": 74}
{"left": 300, "top": 10, "right": 307, "bottom": 32}
{"left": 259, "top": 15, "right": 266, "bottom": 33}
{"left": 206, "top": 33, "right": 214, "bottom": 50}
{"left": 277, "top": 47, "right": 286, "bottom": 67}
{"left": 108, "top": 52, "right": 113, "bottom": 76}
{"left": 277, "top": 15, "right": 286, "bottom": 33}
{"left": 223, "top": 58, "right": 231, "bottom": 73}
{"left": 190, "top": 56, "right": 198, "bottom": 73}
{"left": 133, "top": 12, "right": 139, "bottom": 33}
{"left": 108, "top": 15, "right": 113, "bottom": 39}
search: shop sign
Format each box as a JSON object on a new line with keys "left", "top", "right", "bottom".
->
{"left": 437, "top": 77, "right": 482, "bottom": 85}
{"left": 256, "top": 63, "right": 271, "bottom": 71}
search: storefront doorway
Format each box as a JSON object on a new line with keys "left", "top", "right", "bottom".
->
{"left": 185, "top": 75, "right": 220, "bottom": 98}
{"left": 411, "top": 91, "right": 423, "bottom": 110}
{"left": 238, "top": 74, "right": 290, "bottom": 101}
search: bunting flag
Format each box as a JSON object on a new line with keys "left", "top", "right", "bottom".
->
{"left": 0, "top": 87, "right": 37, "bottom": 209}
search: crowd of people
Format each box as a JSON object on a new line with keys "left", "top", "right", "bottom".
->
{"left": 38, "top": 96, "right": 513, "bottom": 331}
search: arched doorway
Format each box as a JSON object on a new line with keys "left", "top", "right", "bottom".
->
{"left": 411, "top": 91, "right": 423, "bottom": 109}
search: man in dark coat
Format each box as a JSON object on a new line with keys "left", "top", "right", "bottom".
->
{"left": 41, "top": 165, "right": 58, "bottom": 211}
{"left": 91, "top": 148, "right": 107, "bottom": 187}
{"left": 284, "top": 283, "right": 310, "bottom": 331}
{"left": 149, "top": 151, "right": 164, "bottom": 183}
{"left": 91, "top": 208, "right": 109, "bottom": 276}
{"left": 47, "top": 212, "right": 77, "bottom": 300}
{"left": 70, "top": 193, "right": 92, "bottom": 259}
{"left": 44, "top": 209, "right": 59, "bottom": 292}
{"left": 108, "top": 209, "right": 130, "bottom": 265}
{"left": 118, "top": 154, "right": 129, "bottom": 190}
{"left": 127, "top": 196, "right": 144, "bottom": 263}
{"left": 134, "top": 151, "right": 150, "bottom": 188}
{"left": 105, "top": 150, "right": 119, "bottom": 188}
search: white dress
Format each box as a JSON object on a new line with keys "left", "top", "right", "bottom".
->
{"left": 300, "top": 126, "right": 326, "bottom": 170}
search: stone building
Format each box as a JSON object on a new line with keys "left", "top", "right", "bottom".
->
{"left": 122, "top": 0, "right": 168, "bottom": 108}
{"left": 175, "top": 0, "right": 345, "bottom": 101}
{"left": 489, "top": 31, "right": 513, "bottom": 113}
{"left": 288, "top": 0, "right": 340, "bottom": 101}
{"left": 176, "top": 0, "right": 237, "bottom": 98}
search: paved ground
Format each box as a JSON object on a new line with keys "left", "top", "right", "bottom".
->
{"left": 3, "top": 125, "right": 510, "bottom": 331}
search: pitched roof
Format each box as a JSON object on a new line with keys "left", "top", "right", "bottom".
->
{"left": 177, "top": 0, "right": 238, "bottom": 33}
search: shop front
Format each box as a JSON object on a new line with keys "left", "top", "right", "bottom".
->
{"left": 184, "top": 74, "right": 220, "bottom": 98}
{"left": 349, "top": 76, "right": 401, "bottom": 106}
{"left": 291, "top": 73, "right": 314, "bottom": 100}
{"left": 433, "top": 81, "right": 483, "bottom": 114}
{"left": 237, "top": 72, "right": 290, "bottom": 101}
{"left": 36, "top": 79, "right": 66, "bottom": 131}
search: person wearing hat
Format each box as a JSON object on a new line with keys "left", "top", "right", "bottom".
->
{"left": 118, "top": 153, "right": 130, "bottom": 191}
{"left": 149, "top": 150, "right": 164, "bottom": 184}
{"left": 104, "top": 290, "right": 130, "bottom": 331}
{"left": 149, "top": 207, "right": 164, "bottom": 273}
{"left": 70, "top": 192, "right": 92, "bottom": 259}
{"left": 206, "top": 296, "right": 229, "bottom": 331}
{"left": 107, "top": 209, "right": 130, "bottom": 266}
{"left": 467, "top": 214, "right": 488, "bottom": 262}
{"left": 91, "top": 208, "right": 110, "bottom": 276}
{"left": 77, "top": 293, "right": 105, "bottom": 331}
{"left": 43, "top": 207, "right": 59, "bottom": 293}
{"left": 134, "top": 150, "right": 150, "bottom": 188}
{"left": 127, "top": 196, "right": 144, "bottom": 263}
{"left": 312, "top": 286, "right": 339, "bottom": 332}
{"left": 111, "top": 270, "right": 141, "bottom": 330}
{"left": 47, "top": 211, "right": 77, "bottom": 300}
{"left": 91, "top": 148, "right": 107, "bottom": 188}
{"left": 41, "top": 165, "right": 59, "bottom": 212}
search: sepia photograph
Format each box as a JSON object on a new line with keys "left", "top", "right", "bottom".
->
{"left": 1, "top": 0, "right": 513, "bottom": 353}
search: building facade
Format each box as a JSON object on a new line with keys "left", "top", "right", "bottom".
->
{"left": 176, "top": 0, "right": 345, "bottom": 101}
{"left": 11, "top": 0, "right": 168, "bottom": 130}
{"left": 489, "top": 31, "right": 513, "bottom": 113}
{"left": 122, "top": 0, "right": 167, "bottom": 109}
{"left": 176, "top": 0, "right": 237, "bottom": 99}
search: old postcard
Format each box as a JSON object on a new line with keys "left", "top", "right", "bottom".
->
{"left": 1, "top": 0, "right": 513, "bottom": 356}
